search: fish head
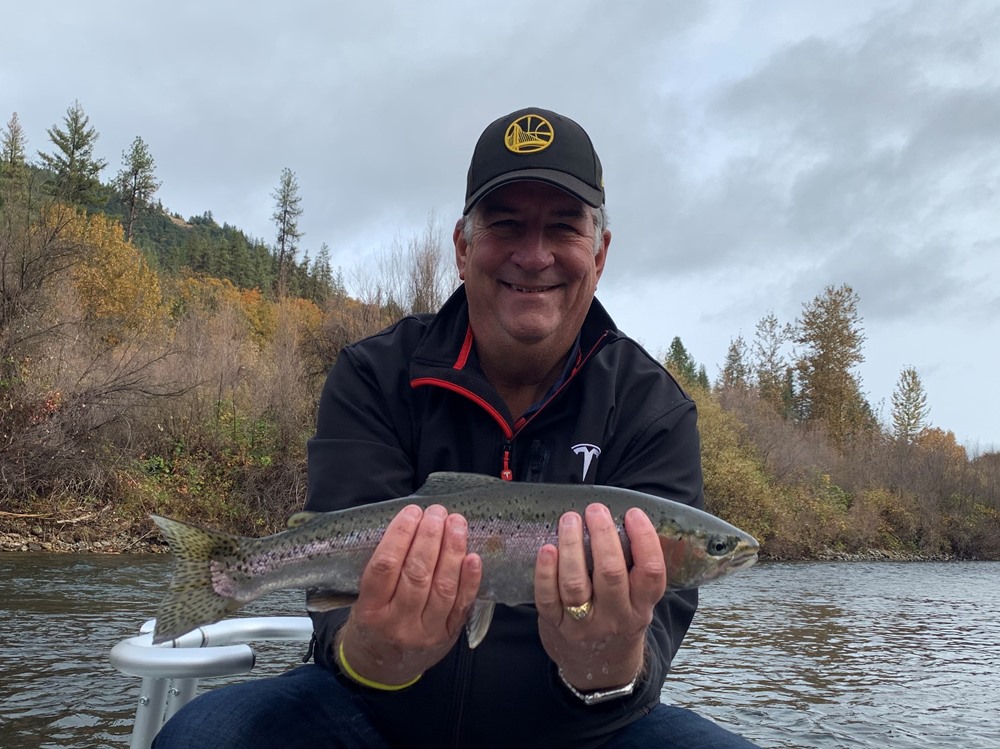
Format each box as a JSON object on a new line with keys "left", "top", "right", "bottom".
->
{"left": 657, "top": 522, "right": 759, "bottom": 590}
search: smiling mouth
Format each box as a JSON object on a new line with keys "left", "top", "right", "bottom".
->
{"left": 501, "top": 281, "right": 559, "bottom": 293}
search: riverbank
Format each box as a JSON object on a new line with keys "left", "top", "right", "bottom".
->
{"left": 0, "top": 511, "right": 166, "bottom": 554}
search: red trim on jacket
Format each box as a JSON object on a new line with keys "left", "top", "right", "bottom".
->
{"left": 453, "top": 325, "right": 474, "bottom": 370}
{"left": 410, "top": 377, "right": 514, "bottom": 440}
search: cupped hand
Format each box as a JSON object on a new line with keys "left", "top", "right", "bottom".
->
{"left": 337, "top": 504, "right": 482, "bottom": 687}
{"left": 534, "top": 504, "right": 666, "bottom": 690}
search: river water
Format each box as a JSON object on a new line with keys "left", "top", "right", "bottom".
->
{"left": 1, "top": 555, "right": 998, "bottom": 748}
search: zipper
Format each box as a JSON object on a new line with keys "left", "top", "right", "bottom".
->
{"left": 501, "top": 441, "right": 513, "bottom": 481}
{"left": 525, "top": 439, "right": 549, "bottom": 483}
{"left": 410, "top": 330, "right": 611, "bottom": 746}
{"left": 448, "top": 630, "right": 475, "bottom": 748}
{"left": 412, "top": 330, "right": 611, "bottom": 482}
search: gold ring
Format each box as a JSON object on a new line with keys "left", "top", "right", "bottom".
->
{"left": 564, "top": 600, "right": 593, "bottom": 621}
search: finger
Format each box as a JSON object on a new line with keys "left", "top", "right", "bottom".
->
{"left": 556, "top": 511, "right": 592, "bottom": 607}
{"left": 445, "top": 553, "right": 483, "bottom": 637}
{"left": 421, "top": 512, "right": 470, "bottom": 625}
{"left": 586, "top": 503, "right": 629, "bottom": 603}
{"left": 624, "top": 508, "right": 667, "bottom": 610}
{"left": 533, "top": 543, "right": 560, "bottom": 615}
{"left": 358, "top": 504, "right": 423, "bottom": 608}
{"left": 392, "top": 504, "right": 449, "bottom": 612}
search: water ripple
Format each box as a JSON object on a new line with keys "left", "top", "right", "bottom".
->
{"left": 2, "top": 556, "right": 998, "bottom": 748}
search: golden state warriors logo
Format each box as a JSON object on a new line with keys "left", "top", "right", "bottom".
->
{"left": 505, "top": 114, "right": 554, "bottom": 154}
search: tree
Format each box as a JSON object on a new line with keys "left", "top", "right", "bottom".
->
{"left": 752, "top": 311, "right": 792, "bottom": 415}
{"left": 405, "top": 217, "right": 455, "bottom": 314}
{"left": 271, "top": 167, "right": 303, "bottom": 298}
{"left": 304, "top": 243, "right": 334, "bottom": 304}
{"left": 0, "top": 197, "right": 87, "bottom": 380}
{"left": 350, "top": 216, "right": 456, "bottom": 317}
{"left": 1, "top": 112, "right": 28, "bottom": 175}
{"left": 792, "top": 283, "right": 870, "bottom": 447}
{"left": 891, "top": 366, "right": 930, "bottom": 444}
{"left": 664, "top": 336, "right": 699, "bottom": 384}
{"left": 62, "top": 209, "right": 165, "bottom": 336}
{"left": 719, "top": 334, "right": 750, "bottom": 391}
{"left": 38, "top": 101, "right": 107, "bottom": 206}
{"left": 116, "top": 135, "right": 161, "bottom": 241}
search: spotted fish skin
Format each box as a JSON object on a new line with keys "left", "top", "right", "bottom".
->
{"left": 150, "top": 472, "right": 759, "bottom": 645}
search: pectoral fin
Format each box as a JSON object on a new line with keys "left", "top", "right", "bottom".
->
{"left": 305, "top": 589, "right": 358, "bottom": 612}
{"left": 465, "top": 599, "right": 495, "bottom": 649}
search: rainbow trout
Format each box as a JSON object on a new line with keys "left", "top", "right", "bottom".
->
{"left": 150, "top": 472, "right": 758, "bottom": 645}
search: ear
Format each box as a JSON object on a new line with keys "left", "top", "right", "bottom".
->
{"left": 454, "top": 218, "right": 469, "bottom": 280}
{"left": 594, "top": 229, "right": 611, "bottom": 282}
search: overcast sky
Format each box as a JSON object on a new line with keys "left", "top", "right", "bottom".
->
{"left": 4, "top": 0, "right": 998, "bottom": 450}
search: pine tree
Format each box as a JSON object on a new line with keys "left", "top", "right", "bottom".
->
{"left": 696, "top": 364, "right": 709, "bottom": 390}
{"left": 793, "top": 283, "right": 870, "bottom": 447}
{"left": 116, "top": 136, "right": 161, "bottom": 241}
{"left": 719, "top": 334, "right": 751, "bottom": 391}
{"left": 891, "top": 366, "right": 930, "bottom": 444}
{"left": 1, "top": 112, "right": 28, "bottom": 174}
{"left": 38, "top": 101, "right": 107, "bottom": 205}
{"left": 664, "top": 336, "right": 699, "bottom": 384}
{"left": 310, "top": 243, "right": 334, "bottom": 303}
{"left": 271, "top": 167, "right": 303, "bottom": 298}
{"left": 752, "top": 311, "right": 791, "bottom": 414}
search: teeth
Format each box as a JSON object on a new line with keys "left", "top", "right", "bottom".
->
{"left": 510, "top": 284, "right": 551, "bottom": 293}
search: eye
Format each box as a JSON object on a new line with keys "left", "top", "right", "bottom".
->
{"left": 550, "top": 222, "right": 584, "bottom": 235}
{"left": 706, "top": 535, "right": 732, "bottom": 557}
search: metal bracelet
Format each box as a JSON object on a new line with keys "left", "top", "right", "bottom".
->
{"left": 557, "top": 667, "right": 639, "bottom": 706}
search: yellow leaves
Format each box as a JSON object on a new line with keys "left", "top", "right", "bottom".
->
{"left": 164, "top": 273, "right": 321, "bottom": 347}
{"left": 277, "top": 296, "right": 322, "bottom": 335}
{"left": 52, "top": 207, "right": 165, "bottom": 336}
{"left": 915, "top": 427, "right": 968, "bottom": 464}
{"left": 687, "top": 384, "right": 777, "bottom": 544}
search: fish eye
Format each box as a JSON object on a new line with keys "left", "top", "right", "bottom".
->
{"left": 706, "top": 535, "right": 733, "bottom": 557}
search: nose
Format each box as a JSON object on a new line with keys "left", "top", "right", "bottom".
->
{"left": 509, "top": 228, "right": 554, "bottom": 272}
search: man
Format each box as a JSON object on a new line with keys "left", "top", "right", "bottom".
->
{"left": 154, "top": 108, "right": 757, "bottom": 748}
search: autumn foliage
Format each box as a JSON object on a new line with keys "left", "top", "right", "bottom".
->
{"left": 1, "top": 172, "right": 998, "bottom": 556}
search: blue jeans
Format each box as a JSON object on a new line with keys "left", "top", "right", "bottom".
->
{"left": 152, "top": 665, "right": 759, "bottom": 748}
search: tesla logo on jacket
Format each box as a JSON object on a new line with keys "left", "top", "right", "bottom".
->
{"left": 571, "top": 443, "right": 601, "bottom": 482}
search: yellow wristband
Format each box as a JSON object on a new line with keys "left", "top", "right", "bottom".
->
{"left": 337, "top": 640, "right": 422, "bottom": 691}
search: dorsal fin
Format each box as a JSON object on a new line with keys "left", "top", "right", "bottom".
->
{"left": 286, "top": 511, "right": 321, "bottom": 528}
{"left": 413, "top": 472, "right": 502, "bottom": 497}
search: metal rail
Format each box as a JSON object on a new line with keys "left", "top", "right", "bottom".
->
{"left": 109, "top": 617, "right": 313, "bottom": 749}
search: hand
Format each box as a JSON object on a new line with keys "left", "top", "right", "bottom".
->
{"left": 534, "top": 504, "right": 666, "bottom": 691}
{"left": 337, "top": 504, "right": 482, "bottom": 686}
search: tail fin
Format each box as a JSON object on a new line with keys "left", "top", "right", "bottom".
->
{"left": 150, "top": 515, "right": 245, "bottom": 644}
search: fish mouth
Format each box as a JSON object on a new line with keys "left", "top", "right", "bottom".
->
{"left": 729, "top": 542, "right": 759, "bottom": 571}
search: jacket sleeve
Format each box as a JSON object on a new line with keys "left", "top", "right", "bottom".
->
{"left": 604, "top": 394, "right": 703, "bottom": 705}
{"left": 304, "top": 344, "right": 417, "bottom": 670}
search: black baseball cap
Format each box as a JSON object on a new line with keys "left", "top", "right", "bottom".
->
{"left": 463, "top": 107, "right": 604, "bottom": 215}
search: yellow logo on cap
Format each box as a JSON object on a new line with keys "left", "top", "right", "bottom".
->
{"left": 505, "top": 114, "right": 554, "bottom": 154}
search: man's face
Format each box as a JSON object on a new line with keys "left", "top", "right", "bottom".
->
{"left": 454, "top": 181, "right": 610, "bottom": 360}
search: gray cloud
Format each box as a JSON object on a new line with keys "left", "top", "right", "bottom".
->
{"left": 5, "top": 0, "right": 998, "bottom": 446}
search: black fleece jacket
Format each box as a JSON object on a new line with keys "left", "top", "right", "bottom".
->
{"left": 304, "top": 286, "right": 703, "bottom": 749}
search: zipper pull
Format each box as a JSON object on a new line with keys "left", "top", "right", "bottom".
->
{"left": 501, "top": 444, "right": 513, "bottom": 481}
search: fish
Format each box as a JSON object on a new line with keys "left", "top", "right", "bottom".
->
{"left": 149, "top": 471, "right": 759, "bottom": 646}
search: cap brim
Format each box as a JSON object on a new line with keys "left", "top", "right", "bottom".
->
{"left": 463, "top": 168, "right": 604, "bottom": 214}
